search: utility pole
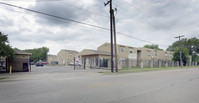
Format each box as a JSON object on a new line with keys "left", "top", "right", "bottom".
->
{"left": 175, "top": 35, "right": 184, "bottom": 68}
{"left": 104, "top": 0, "right": 114, "bottom": 73}
{"left": 113, "top": 9, "right": 118, "bottom": 72}
{"left": 74, "top": 57, "right": 76, "bottom": 70}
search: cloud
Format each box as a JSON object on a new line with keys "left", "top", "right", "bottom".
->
{"left": 0, "top": 0, "right": 199, "bottom": 54}
{"left": 29, "top": 1, "right": 91, "bottom": 27}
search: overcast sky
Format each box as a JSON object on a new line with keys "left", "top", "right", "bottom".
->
{"left": 0, "top": 0, "right": 199, "bottom": 55}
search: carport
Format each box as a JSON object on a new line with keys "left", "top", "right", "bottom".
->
{"left": 79, "top": 49, "right": 112, "bottom": 69}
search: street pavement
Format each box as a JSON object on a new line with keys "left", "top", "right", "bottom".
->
{"left": 0, "top": 66, "right": 199, "bottom": 103}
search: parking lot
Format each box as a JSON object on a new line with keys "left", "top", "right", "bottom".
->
{"left": 1, "top": 66, "right": 199, "bottom": 103}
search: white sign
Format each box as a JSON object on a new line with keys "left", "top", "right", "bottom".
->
{"left": 129, "top": 54, "right": 137, "bottom": 59}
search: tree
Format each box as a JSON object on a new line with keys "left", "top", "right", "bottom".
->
{"left": 25, "top": 47, "right": 49, "bottom": 63}
{"left": 172, "top": 47, "right": 189, "bottom": 65}
{"left": 0, "top": 32, "right": 14, "bottom": 58}
{"left": 167, "top": 37, "right": 199, "bottom": 62}
{"left": 143, "top": 44, "right": 162, "bottom": 50}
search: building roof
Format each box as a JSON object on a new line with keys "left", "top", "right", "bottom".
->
{"left": 15, "top": 50, "right": 31, "bottom": 55}
{"left": 87, "top": 49, "right": 111, "bottom": 55}
{"left": 62, "top": 49, "right": 78, "bottom": 53}
{"left": 99, "top": 42, "right": 173, "bottom": 53}
{"left": 99, "top": 42, "right": 136, "bottom": 48}
{"left": 80, "top": 49, "right": 111, "bottom": 56}
{"left": 47, "top": 54, "right": 57, "bottom": 57}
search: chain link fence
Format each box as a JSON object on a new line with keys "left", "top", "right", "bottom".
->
{"left": 119, "top": 58, "right": 198, "bottom": 69}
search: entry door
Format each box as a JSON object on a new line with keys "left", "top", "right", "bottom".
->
{"left": 23, "top": 63, "right": 28, "bottom": 72}
{"left": 137, "top": 50, "right": 142, "bottom": 67}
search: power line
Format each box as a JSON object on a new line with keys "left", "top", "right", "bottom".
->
{"left": 115, "top": 5, "right": 156, "bottom": 28}
{"left": 111, "top": 4, "right": 168, "bottom": 47}
{"left": 0, "top": 2, "right": 109, "bottom": 31}
{"left": 1, "top": 0, "right": 110, "bottom": 19}
{"left": 0, "top": 6, "right": 25, "bottom": 14}
{"left": 0, "top": 0, "right": 64, "bottom": 2}
{"left": 0, "top": 2, "right": 168, "bottom": 48}
{"left": 117, "top": 32, "right": 168, "bottom": 47}
{"left": 59, "top": 2, "right": 109, "bottom": 18}
{"left": 115, "top": 0, "right": 167, "bottom": 27}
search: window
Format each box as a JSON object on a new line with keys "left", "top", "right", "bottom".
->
{"left": 155, "top": 50, "right": 157, "bottom": 56}
{"left": 129, "top": 48, "right": 133, "bottom": 53}
{"left": 165, "top": 52, "right": 167, "bottom": 57}
{"left": 148, "top": 50, "right": 151, "bottom": 57}
{"left": 121, "top": 47, "right": 125, "bottom": 52}
{"left": 170, "top": 53, "right": 173, "bottom": 58}
{"left": 69, "top": 54, "right": 73, "bottom": 57}
{"left": 120, "top": 58, "right": 125, "bottom": 65}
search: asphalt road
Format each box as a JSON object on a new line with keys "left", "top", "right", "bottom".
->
{"left": 0, "top": 66, "right": 199, "bottom": 103}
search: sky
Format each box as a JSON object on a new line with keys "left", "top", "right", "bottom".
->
{"left": 0, "top": 0, "right": 199, "bottom": 55}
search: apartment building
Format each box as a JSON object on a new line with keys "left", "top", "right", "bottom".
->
{"left": 98, "top": 42, "right": 173, "bottom": 61}
{"left": 57, "top": 49, "right": 79, "bottom": 65}
{"left": 47, "top": 55, "right": 57, "bottom": 65}
{"left": 80, "top": 42, "right": 173, "bottom": 69}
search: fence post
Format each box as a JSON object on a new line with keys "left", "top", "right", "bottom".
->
{"left": 128, "top": 59, "right": 131, "bottom": 69}
{"left": 140, "top": 59, "right": 143, "bottom": 68}
{"left": 118, "top": 60, "right": 122, "bottom": 69}
{"left": 165, "top": 60, "right": 168, "bottom": 68}
{"left": 74, "top": 57, "right": 75, "bottom": 70}
{"left": 108, "top": 59, "right": 111, "bottom": 69}
{"left": 192, "top": 62, "right": 194, "bottom": 66}
{"left": 176, "top": 61, "right": 179, "bottom": 67}
{"left": 86, "top": 58, "right": 90, "bottom": 70}
{"left": 28, "top": 65, "right": 31, "bottom": 72}
{"left": 83, "top": 58, "right": 86, "bottom": 69}
{"left": 150, "top": 60, "right": 153, "bottom": 68}
{"left": 189, "top": 62, "right": 191, "bottom": 66}
{"left": 9, "top": 66, "right": 12, "bottom": 75}
{"left": 97, "top": 58, "right": 100, "bottom": 69}
{"left": 172, "top": 61, "right": 174, "bottom": 67}
{"left": 186, "top": 63, "right": 188, "bottom": 66}
{"left": 158, "top": 59, "right": 161, "bottom": 68}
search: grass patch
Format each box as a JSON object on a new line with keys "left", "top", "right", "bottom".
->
{"left": 99, "top": 66, "right": 199, "bottom": 74}
{"left": 0, "top": 77, "right": 9, "bottom": 80}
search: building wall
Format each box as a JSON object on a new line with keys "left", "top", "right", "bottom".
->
{"left": 97, "top": 43, "right": 138, "bottom": 60}
{"left": 57, "top": 50, "right": 78, "bottom": 65}
{"left": 47, "top": 55, "right": 57, "bottom": 64}
{"left": 97, "top": 42, "right": 173, "bottom": 61}
{"left": 7, "top": 54, "right": 30, "bottom": 72}
{"left": 57, "top": 50, "right": 66, "bottom": 64}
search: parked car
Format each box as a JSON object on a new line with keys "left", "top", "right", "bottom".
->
{"left": 31, "top": 62, "right": 35, "bottom": 65}
{"left": 68, "top": 62, "right": 81, "bottom": 66}
{"left": 42, "top": 62, "right": 47, "bottom": 65}
{"left": 36, "top": 62, "right": 43, "bottom": 67}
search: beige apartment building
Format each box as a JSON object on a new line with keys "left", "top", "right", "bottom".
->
{"left": 57, "top": 49, "right": 79, "bottom": 65}
{"left": 80, "top": 42, "right": 174, "bottom": 69}
{"left": 98, "top": 42, "right": 173, "bottom": 61}
{"left": 98, "top": 42, "right": 173, "bottom": 67}
{"left": 47, "top": 55, "right": 57, "bottom": 65}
